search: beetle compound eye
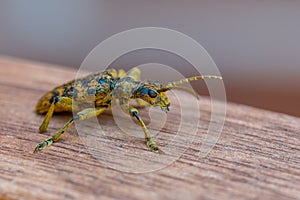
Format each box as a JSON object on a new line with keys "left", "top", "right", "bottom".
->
{"left": 148, "top": 90, "right": 157, "bottom": 98}
{"left": 140, "top": 88, "right": 148, "bottom": 96}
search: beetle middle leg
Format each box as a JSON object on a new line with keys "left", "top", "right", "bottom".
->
{"left": 34, "top": 106, "right": 107, "bottom": 153}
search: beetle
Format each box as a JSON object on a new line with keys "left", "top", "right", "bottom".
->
{"left": 34, "top": 67, "right": 222, "bottom": 153}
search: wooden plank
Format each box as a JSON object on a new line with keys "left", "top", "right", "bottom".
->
{"left": 0, "top": 57, "right": 299, "bottom": 200}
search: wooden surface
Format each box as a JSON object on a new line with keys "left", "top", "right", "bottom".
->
{"left": 0, "top": 57, "right": 300, "bottom": 200}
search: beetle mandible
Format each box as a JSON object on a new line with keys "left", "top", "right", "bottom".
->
{"left": 34, "top": 67, "right": 222, "bottom": 153}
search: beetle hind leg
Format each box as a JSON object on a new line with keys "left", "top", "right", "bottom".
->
{"left": 34, "top": 107, "right": 107, "bottom": 153}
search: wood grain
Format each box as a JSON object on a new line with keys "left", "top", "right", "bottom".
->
{"left": 0, "top": 56, "right": 300, "bottom": 200}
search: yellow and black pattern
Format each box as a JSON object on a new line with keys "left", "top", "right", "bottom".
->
{"left": 34, "top": 67, "right": 222, "bottom": 153}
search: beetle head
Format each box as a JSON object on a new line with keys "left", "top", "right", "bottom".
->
{"left": 135, "top": 81, "right": 171, "bottom": 112}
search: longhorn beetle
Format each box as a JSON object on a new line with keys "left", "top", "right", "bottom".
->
{"left": 34, "top": 67, "right": 222, "bottom": 153}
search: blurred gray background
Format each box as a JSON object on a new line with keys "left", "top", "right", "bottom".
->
{"left": 0, "top": 0, "right": 299, "bottom": 116}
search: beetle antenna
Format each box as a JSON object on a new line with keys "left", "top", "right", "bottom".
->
{"left": 161, "top": 75, "right": 222, "bottom": 91}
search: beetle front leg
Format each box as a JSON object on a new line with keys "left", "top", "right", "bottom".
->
{"left": 119, "top": 98, "right": 160, "bottom": 152}
{"left": 129, "top": 107, "right": 160, "bottom": 152}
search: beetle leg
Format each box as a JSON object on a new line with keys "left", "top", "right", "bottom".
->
{"left": 39, "top": 96, "right": 72, "bottom": 132}
{"left": 120, "top": 98, "right": 159, "bottom": 152}
{"left": 39, "top": 101, "right": 55, "bottom": 132}
{"left": 39, "top": 96, "right": 60, "bottom": 132}
{"left": 130, "top": 108, "right": 160, "bottom": 152}
{"left": 34, "top": 107, "right": 107, "bottom": 153}
{"left": 132, "top": 111, "right": 159, "bottom": 152}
